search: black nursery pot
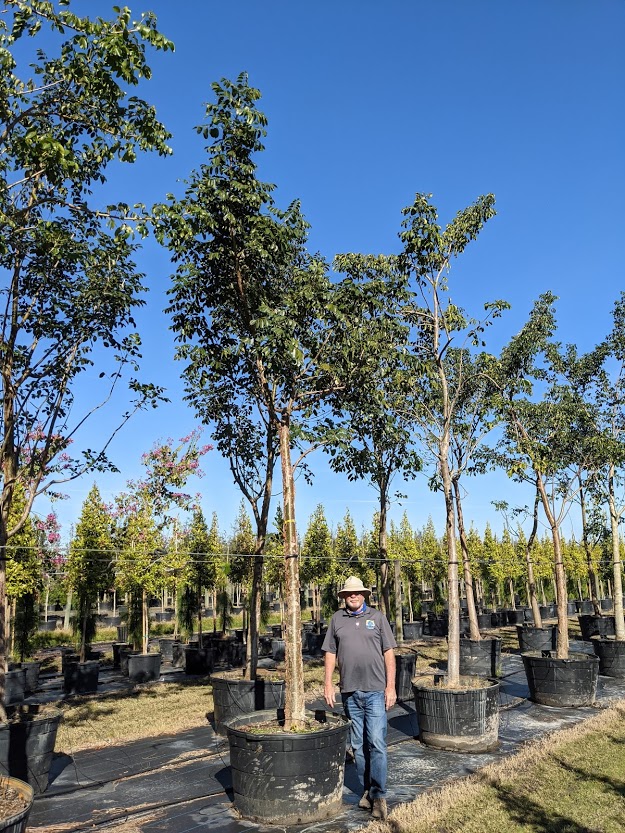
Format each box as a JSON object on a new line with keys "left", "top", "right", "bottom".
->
{"left": 505, "top": 609, "right": 525, "bottom": 626}
{"left": 226, "top": 708, "right": 349, "bottom": 825}
{"left": 63, "top": 660, "right": 99, "bottom": 695}
{"left": 591, "top": 636, "right": 625, "bottom": 678}
{"left": 211, "top": 676, "right": 285, "bottom": 736}
{"left": 395, "top": 652, "right": 417, "bottom": 700}
{"left": 578, "top": 614, "right": 615, "bottom": 642}
{"left": 517, "top": 624, "right": 558, "bottom": 654}
{"left": 412, "top": 677, "right": 500, "bottom": 752}
{"left": 522, "top": 650, "right": 599, "bottom": 707}
{"left": 184, "top": 646, "right": 213, "bottom": 674}
{"left": 403, "top": 620, "right": 424, "bottom": 640}
{"left": 127, "top": 652, "right": 161, "bottom": 683}
{"left": 459, "top": 636, "right": 502, "bottom": 677}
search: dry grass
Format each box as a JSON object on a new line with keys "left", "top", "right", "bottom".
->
{"left": 364, "top": 698, "right": 625, "bottom": 833}
{"left": 53, "top": 658, "right": 328, "bottom": 754}
{"left": 54, "top": 679, "right": 216, "bottom": 754}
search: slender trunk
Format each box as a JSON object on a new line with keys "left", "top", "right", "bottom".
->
{"left": 80, "top": 598, "right": 88, "bottom": 663}
{"left": 509, "top": 578, "right": 515, "bottom": 610}
{"left": 63, "top": 589, "right": 72, "bottom": 631}
{"left": 535, "top": 475, "right": 569, "bottom": 658}
{"left": 44, "top": 584, "right": 50, "bottom": 623}
{"left": 173, "top": 585, "right": 179, "bottom": 640}
{"left": 212, "top": 589, "right": 217, "bottom": 633}
{"left": 579, "top": 479, "right": 601, "bottom": 615}
{"left": 379, "top": 562, "right": 391, "bottom": 619}
{"left": 608, "top": 465, "right": 625, "bottom": 640}
{"left": 142, "top": 589, "right": 149, "bottom": 654}
{"left": 525, "top": 484, "right": 542, "bottom": 628}
{"left": 441, "top": 458, "right": 460, "bottom": 685}
{"left": 197, "top": 580, "right": 203, "bottom": 644}
{"left": 393, "top": 559, "right": 403, "bottom": 645}
{"left": 453, "top": 479, "right": 479, "bottom": 640}
{"left": 279, "top": 419, "right": 305, "bottom": 728}
{"left": 407, "top": 580, "right": 414, "bottom": 622}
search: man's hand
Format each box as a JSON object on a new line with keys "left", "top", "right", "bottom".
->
{"left": 324, "top": 684, "right": 337, "bottom": 708}
{"left": 384, "top": 685, "right": 397, "bottom": 711}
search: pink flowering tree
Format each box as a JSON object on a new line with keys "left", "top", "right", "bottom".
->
{"left": 113, "top": 432, "right": 211, "bottom": 653}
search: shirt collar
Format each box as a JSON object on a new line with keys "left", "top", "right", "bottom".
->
{"left": 345, "top": 602, "right": 368, "bottom": 616}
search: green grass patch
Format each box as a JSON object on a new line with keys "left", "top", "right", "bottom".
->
{"left": 370, "top": 699, "right": 625, "bottom": 833}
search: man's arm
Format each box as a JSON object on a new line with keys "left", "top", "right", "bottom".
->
{"left": 324, "top": 651, "right": 337, "bottom": 708}
{"left": 383, "top": 648, "right": 397, "bottom": 711}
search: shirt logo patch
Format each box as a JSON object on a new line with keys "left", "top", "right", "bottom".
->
{"left": 365, "top": 619, "right": 375, "bottom": 630}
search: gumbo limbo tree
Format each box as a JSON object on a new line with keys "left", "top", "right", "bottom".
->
{"left": 398, "top": 192, "right": 507, "bottom": 686}
{"left": 0, "top": 0, "right": 173, "bottom": 707}
{"left": 159, "top": 75, "right": 407, "bottom": 727}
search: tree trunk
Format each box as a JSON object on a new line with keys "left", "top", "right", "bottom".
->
{"left": 279, "top": 419, "right": 305, "bottom": 728}
{"left": 608, "top": 465, "right": 625, "bottom": 640}
{"left": 536, "top": 475, "right": 569, "bottom": 658}
{"left": 579, "top": 479, "right": 601, "bottom": 615}
{"left": 441, "top": 458, "right": 460, "bottom": 686}
{"left": 393, "top": 559, "right": 403, "bottom": 645}
{"left": 525, "top": 484, "right": 542, "bottom": 628}
{"left": 453, "top": 479, "right": 480, "bottom": 640}
{"left": 63, "top": 589, "right": 72, "bottom": 631}
{"left": 142, "top": 588, "right": 149, "bottom": 654}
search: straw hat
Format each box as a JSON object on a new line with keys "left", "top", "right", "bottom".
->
{"left": 338, "top": 576, "right": 371, "bottom": 598}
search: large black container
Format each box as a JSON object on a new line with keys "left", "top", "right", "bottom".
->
{"left": 427, "top": 613, "right": 448, "bottom": 637}
{"left": 226, "top": 709, "right": 349, "bottom": 825}
{"left": 259, "top": 635, "right": 273, "bottom": 657}
{"left": 127, "top": 652, "right": 161, "bottom": 683}
{"left": 600, "top": 598, "right": 612, "bottom": 611}
{"left": 271, "top": 624, "right": 283, "bottom": 638}
{"left": 211, "top": 676, "right": 285, "bottom": 735}
{"left": 577, "top": 600, "right": 594, "bottom": 615}
{"left": 4, "top": 671, "right": 26, "bottom": 708}
{"left": 566, "top": 601, "right": 578, "bottom": 616}
{"left": 3, "top": 707, "right": 62, "bottom": 794}
{"left": 112, "top": 642, "right": 129, "bottom": 669}
{"left": 184, "top": 646, "right": 213, "bottom": 674}
{"left": 305, "top": 632, "right": 324, "bottom": 657}
{"left": 8, "top": 664, "right": 39, "bottom": 697}
{"left": 271, "top": 639, "right": 285, "bottom": 662}
{"left": 116, "top": 625, "right": 129, "bottom": 642}
{"left": 395, "top": 652, "right": 417, "bottom": 700}
{"left": 402, "top": 620, "right": 424, "bottom": 640}
{"left": 0, "top": 774, "right": 33, "bottom": 831}
{"left": 591, "top": 636, "right": 625, "bottom": 677}
{"left": 522, "top": 650, "right": 599, "bottom": 707}
{"left": 578, "top": 614, "right": 615, "bottom": 642}
{"left": 412, "top": 678, "right": 499, "bottom": 752}
{"left": 517, "top": 624, "right": 558, "bottom": 653}
{"left": 63, "top": 660, "right": 99, "bottom": 694}
{"left": 459, "top": 637, "right": 502, "bottom": 677}
{"left": 477, "top": 612, "right": 494, "bottom": 630}
{"left": 158, "top": 638, "right": 175, "bottom": 661}
{"left": 171, "top": 641, "right": 185, "bottom": 668}
{"left": 505, "top": 609, "right": 525, "bottom": 626}
{"left": 119, "top": 647, "right": 140, "bottom": 676}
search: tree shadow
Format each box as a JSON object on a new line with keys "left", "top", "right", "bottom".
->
{"left": 550, "top": 755, "right": 625, "bottom": 799}
{"left": 475, "top": 770, "right": 609, "bottom": 833}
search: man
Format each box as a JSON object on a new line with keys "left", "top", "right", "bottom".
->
{"left": 322, "top": 575, "right": 397, "bottom": 821}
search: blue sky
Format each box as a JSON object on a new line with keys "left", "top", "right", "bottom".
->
{"left": 31, "top": 1, "right": 625, "bottom": 544}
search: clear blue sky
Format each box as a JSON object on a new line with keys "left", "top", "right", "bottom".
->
{"left": 33, "top": 1, "right": 625, "bottom": 544}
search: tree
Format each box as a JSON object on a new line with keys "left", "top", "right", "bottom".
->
{"left": 494, "top": 294, "right": 603, "bottom": 658}
{"left": 67, "top": 484, "right": 114, "bottom": 661}
{"left": 178, "top": 508, "right": 219, "bottom": 641}
{"left": 159, "top": 75, "right": 403, "bottom": 727}
{"left": 324, "top": 254, "right": 419, "bottom": 639}
{"left": 0, "top": 0, "right": 173, "bottom": 707}
{"left": 114, "top": 433, "right": 210, "bottom": 652}
{"left": 301, "top": 505, "right": 333, "bottom": 624}
{"left": 399, "top": 192, "right": 504, "bottom": 686}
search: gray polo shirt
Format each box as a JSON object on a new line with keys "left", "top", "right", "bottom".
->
{"left": 322, "top": 605, "right": 397, "bottom": 693}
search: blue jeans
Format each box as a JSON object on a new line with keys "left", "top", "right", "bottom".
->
{"left": 342, "top": 690, "right": 388, "bottom": 799}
